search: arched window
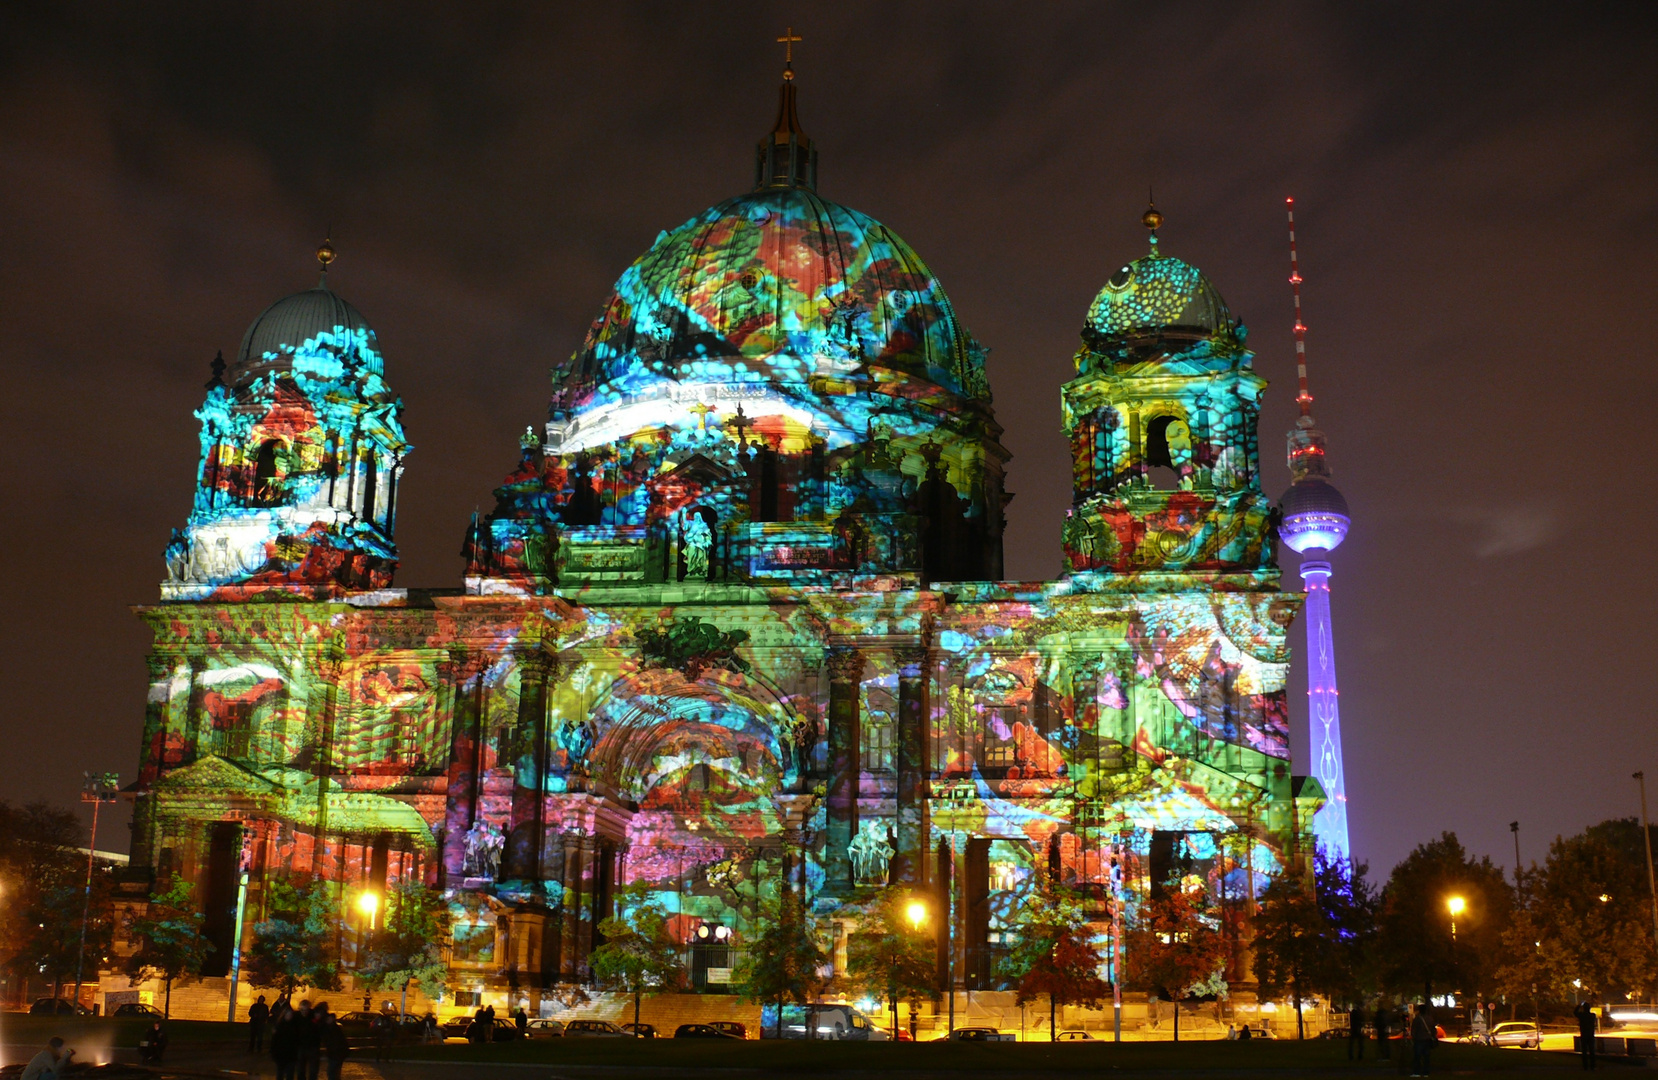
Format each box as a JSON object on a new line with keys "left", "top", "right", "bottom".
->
{"left": 361, "top": 452, "right": 378, "bottom": 524}
{"left": 253, "top": 440, "right": 280, "bottom": 502}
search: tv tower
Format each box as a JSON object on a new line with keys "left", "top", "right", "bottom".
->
{"left": 1278, "top": 197, "right": 1353, "bottom": 860}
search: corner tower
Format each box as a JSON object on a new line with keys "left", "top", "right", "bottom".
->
{"left": 1277, "top": 198, "right": 1352, "bottom": 859}
{"left": 1060, "top": 205, "right": 1277, "bottom": 577}
{"left": 162, "top": 243, "right": 411, "bottom": 600}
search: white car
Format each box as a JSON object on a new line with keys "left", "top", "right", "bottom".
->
{"left": 1489, "top": 1021, "right": 1541, "bottom": 1049}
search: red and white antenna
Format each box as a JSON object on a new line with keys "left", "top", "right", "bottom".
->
{"left": 1286, "top": 196, "right": 1313, "bottom": 419}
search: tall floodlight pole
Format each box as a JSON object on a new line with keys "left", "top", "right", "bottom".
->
{"left": 1637, "top": 772, "right": 1658, "bottom": 956}
{"left": 1277, "top": 198, "right": 1353, "bottom": 859}
{"left": 1510, "top": 821, "right": 1522, "bottom": 887}
{"left": 74, "top": 771, "right": 120, "bottom": 1007}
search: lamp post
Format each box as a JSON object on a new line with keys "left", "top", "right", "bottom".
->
{"left": 904, "top": 899, "right": 929, "bottom": 1040}
{"left": 1510, "top": 822, "right": 1521, "bottom": 888}
{"left": 357, "top": 889, "right": 380, "bottom": 1009}
{"left": 74, "top": 771, "right": 120, "bottom": 1009}
{"left": 1447, "top": 896, "right": 1465, "bottom": 1015}
{"left": 1636, "top": 772, "right": 1658, "bottom": 958}
{"left": 1110, "top": 841, "right": 1125, "bottom": 1042}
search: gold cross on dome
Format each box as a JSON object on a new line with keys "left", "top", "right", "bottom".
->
{"left": 777, "top": 27, "right": 802, "bottom": 78}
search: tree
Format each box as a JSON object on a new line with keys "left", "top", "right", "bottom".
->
{"left": 845, "top": 889, "right": 936, "bottom": 1040}
{"left": 1497, "top": 819, "right": 1658, "bottom": 1008}
{"left": 1376, "top": 832, "right": 1511, "bottom": 1004}
{"left": 589, "top": 885, "right": 685, "bottom": 1032}
{"left": 997, "top": 878, "right": 1109, "bottom": 1041}
{"left": 247, "top": 878, "right": 342, "bottom": 995}
{"left": 1252, "top": 870, "right": 1326, "bottom": 1039}
{"left": 125, "top": 877, "right": 211, "bottom": 1017}
{"left": 0, "top": 801, "right": 91, "bottom": 998}
{"left": 731, "top": 892, "right": 827, "bottom": 1039}
{"left": 360, "top": 880, "right": 453, "bottom": 1016}
{"left": 1313, "top": 851, "right": 1380, "bottom": 1002}
{"left": 1124, "top": 886, "right": 1227, "bottom": 1042}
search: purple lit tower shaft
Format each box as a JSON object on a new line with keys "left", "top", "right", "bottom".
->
{"left": 1299, "top": 557, "right": 1347, "bottom": 854}
{"left": 1279, "top": 197, "right": 1352, "bottom": 860}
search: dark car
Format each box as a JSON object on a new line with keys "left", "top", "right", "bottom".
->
{"left": 30, "top": 998, "right": 89, "bottom": 1016}
{"left": 440, "top": 1014, "right": 520, "bottom": 1042}
{"left": 566, "top": 1019, "right": 630, "bottom": 1038}
{"left": 710, "top": 1021, "right": 749, "bottom": 1040}
{"left": 675, "top": 1023, "right": 742, "bottom": 1039}
{"left": 936, "top": 1026, "right": 1012, "bottom": 1042}
{"left": 112, "top": 1002, "right": 164, "bottom": 1018}
{"left": 621, "top": 1022, "right": 657, "bottom": 1039}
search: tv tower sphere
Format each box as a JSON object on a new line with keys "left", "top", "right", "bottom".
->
{"left": 1280, "top": 471, "right": 1350, "bottom": 554}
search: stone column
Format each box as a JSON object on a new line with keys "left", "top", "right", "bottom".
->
{"left": 574, "top": 836, "right": 600, "bottom": 979}
{"left": 824, "top": 647, "right": 865, "bottom": 893}
{"left": 440, "top": 649, "right": 485, "bottom": 885}
{"left": 558, "top": 834, "right": 583, "bottom": 980}
{"left": 894, "top": 645, "right": 929, "bottom": 884}
{"left": 311, "top": 643, "right": 346, "bottom": 880}
{"left": 505, "top": 651, "right": 554, "bottom": 882}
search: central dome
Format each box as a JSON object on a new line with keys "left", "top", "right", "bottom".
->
{"left": 559, "top": 186, "right": 987, "bottom": 404}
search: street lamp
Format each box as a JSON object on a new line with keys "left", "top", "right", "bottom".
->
{"left": 74, "top": 771, "right": 120, "bottom": 1009}
{"left": 357, "top": 890, "right": 381, "bottom": 1009}
{"left": 357, "top": 890, "right": 381, "bottom": 923}
{"left": 906, "top": 899, "right": 928, "bottom": 931}
{"left": 1446, "top": 895, "right": 1465, "bottom": 938}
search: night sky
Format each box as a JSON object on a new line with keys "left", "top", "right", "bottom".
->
{"left": 3, "top": 2, "right": 1654, "bottom": 878}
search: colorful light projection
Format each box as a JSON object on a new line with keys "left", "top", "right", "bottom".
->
{"left": 1060, "top": 214, "right": 1278, "bottom": 580}
{"left": 135, "top": 98, "right": 1325, "bottom": 1004}
{"left": 163, "top": 264, "right": 409, "bottom": 602}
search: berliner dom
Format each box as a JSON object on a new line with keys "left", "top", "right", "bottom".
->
{"left": 124, "top": 60, "right": 1324, "bottom": 1029}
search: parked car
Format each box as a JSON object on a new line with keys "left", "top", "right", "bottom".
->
{"left": 440, "top": 1015, "right": 520, "bottom": 1042}
{"left": 111, "top": 1003, "right": 164, "bottom": 1018}
{"left": 709, "top": 1021, "right": 749, "bottom": 1040}
{"left": 760, "top": 1003, "right": 889, "bottom": 1041}
{"left": 566, "top": 1019, "right": 631, "bottom": 1038}
{"left": 526, "top": 1018, "right": 566, "bottom": 1039}
{"left": 1488, "top": 1021, "right": 1542, "bottom": 1049}
{"left": 30, "top": 998, "right": 89, "bottom": 1016}
{"left": 675, "top": 1023, "right": 742, "bottom": 1039}
{"left": 938, "top": 1026, "right": 1014, "bottom": 1041}
{"left": 620, "top": 1022, "right": 657, "bottom": 1039}
{"left": 1056, "top": 1030, "right": 1098, "bottom": 1041}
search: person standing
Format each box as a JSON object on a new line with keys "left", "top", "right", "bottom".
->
{"left": 1410, "top": 1003, "right": 1436, "bottom": 1077}
{"left": 298, "top": 1001, "right": 323, "bottom": 1080}
{"left": 248, "top": 994, "right": 271, "bottom": 1053}
{"left": 1575, "top": 1000, "right": 1598, "bottom": 1070}
{"left": 1348, "top": 1002, "right": 1367, "bottom": 1060}
{"left": 322, "top": 1009, "right": 350, "bottom": 1080}
{"left": 1375, "top": 1003, "right": 1392, "bottom": 1060}
{"left": 515, "top": 1005, "right": 529, "bottom": 1038}
{"left": 270, "top": 1006, "right": 300, "bottom": 1080}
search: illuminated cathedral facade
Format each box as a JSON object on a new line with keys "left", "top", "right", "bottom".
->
{"left": 130, "top": 71, "right": 1324, "bottom": 1010}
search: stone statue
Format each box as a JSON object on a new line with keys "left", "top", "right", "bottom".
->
{"left": 463, "top": 819, "right": 504, "bottom": 879}
{"left": 683, "top": 513, "right": 712, "bottom": 579}
{"left": 847, "top": 818, "right": 895, "bottom": 887}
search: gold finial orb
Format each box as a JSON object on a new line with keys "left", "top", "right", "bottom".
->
{"left": 1142, "top": 204, "right": 1164, "bottom": 232}
{"left": 317, "top": 237, "right": 337, "bottom": 271}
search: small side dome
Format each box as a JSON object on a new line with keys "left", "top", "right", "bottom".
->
{"left": 232, "top": 285, "right": 381, "bottom": 387}
{"left": 1085, "top": 251, "right": 1236, "bottom": 349}
{"left": 1280, "top": 479, "right": 1351, "bottom": 553}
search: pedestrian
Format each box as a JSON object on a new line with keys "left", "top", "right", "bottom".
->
{"left": 249, "top": 993, "right": 271, "bottom": 1053}
{"left": 515, "top": 1005, "right": 529, "bottom": 1037}
{"left": 1348, "top": 1001, "right": 1367, "bottom": 1060}
{"left": 271, "top": 1006, "right": 300, "bottom": 1080}
{"left": 299, "top": 1001, "right": 323, "bottom": 1080}
{"left": 1575, "top": 1000, "right": 1598, "bottom": 1070}
{"left": 1409, "top": 1002, "right": 1436, "bottom": 1077}
{"left": 1375, "top": 1003, "right": 1392, "bottom": 1060}
{"left": 322, "top": 1008, "right": 351, "bottom": 1080}
{"left": 423, "top": 1011, "right": 438, "bottom": 1044}
{"left": 20, "top": 1036, "right": 73, "bottom": 1080}
{"left": 138, "top": 1021, "right": 169, "bottom": 1065}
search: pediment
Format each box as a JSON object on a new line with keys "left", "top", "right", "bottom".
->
{"left": 154, "top": 755, "right": 282, "bottom": 796}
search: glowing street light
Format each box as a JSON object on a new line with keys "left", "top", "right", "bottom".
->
{"left": 357, "top": 890, "right": 380, "bottom": 922}
{"left": 906, "top": 899, "right": 928, "bottom": 931}
{"left": 1447, "top": 895, "right": 1465, "bottom": 939}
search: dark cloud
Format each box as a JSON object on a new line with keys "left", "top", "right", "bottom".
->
{"left": 2, "top": 1, "right": 1655, "bottom": 873}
